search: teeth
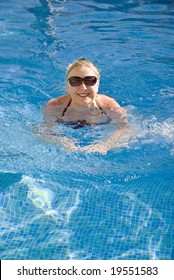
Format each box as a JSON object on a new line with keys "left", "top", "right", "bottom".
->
{"left": 78, "top": 93, "right": 89, "bottom": 97}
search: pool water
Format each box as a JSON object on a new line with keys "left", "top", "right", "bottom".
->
{"left": 0, "top": 0, "right": 174, "bottom": 260}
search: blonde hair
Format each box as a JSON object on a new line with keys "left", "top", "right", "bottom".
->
{"left": 66, "top": 58, "right": 100, "bottom": 82}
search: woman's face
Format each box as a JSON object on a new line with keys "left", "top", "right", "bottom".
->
{"left": 66, "top": 66, "right": 99, "bottom": 108}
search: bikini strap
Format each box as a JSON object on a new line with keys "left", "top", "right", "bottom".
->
{"left": 95, "top": 99, "right": 107, "bottom": 116}
{"left": 61, "top": 98, "right": 72, "bottom": 118}
{"left": 96, "top": 98, "right": 112, "bottom": 123}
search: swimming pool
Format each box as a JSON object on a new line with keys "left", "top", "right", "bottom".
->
{"left": 0, "top": 0, "right": 173, "bottom": 260}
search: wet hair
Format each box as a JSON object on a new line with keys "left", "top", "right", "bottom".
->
{"left": 66, "top": 58, "right": 100, "bottom": 82}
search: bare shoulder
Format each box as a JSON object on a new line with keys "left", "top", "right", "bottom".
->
{"left": 46, "top": 95, "right": 69, "bottom": 107}
{"left": 43, "top": 95, "right": 70, "bottom": 119}
{"left": 97, "top": 94, "right": 127, "bottom": 124}
{"left": 97, "top": 94, "right": 121, "bottom": 109}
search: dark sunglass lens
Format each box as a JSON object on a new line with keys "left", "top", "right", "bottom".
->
{"left": 69, "top": 76, "right": 97, "bottom": 86}
{"left": 69, "top": 77, "right": 82, "bottom": 86}
{"left": 84, "top": 76, "right": 97, "bottom": 86}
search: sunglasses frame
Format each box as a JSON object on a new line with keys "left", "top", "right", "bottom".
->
{"left": 68, "top": 76, "right": 97, "bottom": 87}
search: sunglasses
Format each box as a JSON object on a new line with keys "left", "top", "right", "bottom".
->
{"left": 68, "top": 76, "right": 97, "bottom": 87}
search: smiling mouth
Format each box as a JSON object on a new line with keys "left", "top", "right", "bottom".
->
{"left": 77, "top": 93, "right": 90, "bottom": 97}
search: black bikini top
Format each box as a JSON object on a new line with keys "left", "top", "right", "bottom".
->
{"left": 58, "top": 98, "right": 111, "bottom": 129}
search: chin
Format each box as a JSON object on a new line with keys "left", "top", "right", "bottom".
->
{"left": 80, "top": 98, "right": 93, "bottom": 104}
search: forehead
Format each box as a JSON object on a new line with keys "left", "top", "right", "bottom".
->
{"left": 68, "top": 66, "right": 97, "bottom": 78}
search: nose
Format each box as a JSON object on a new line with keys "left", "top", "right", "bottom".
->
{"left": 80, "top": 81, "right": 87, "bottom": 90}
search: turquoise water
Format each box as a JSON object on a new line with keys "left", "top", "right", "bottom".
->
{"left": 0, "top": 0, "right": 174, "bottom": 260}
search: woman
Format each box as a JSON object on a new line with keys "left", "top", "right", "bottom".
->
{"left": 42, "top": 58, "right": 131, "bottom": 154}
